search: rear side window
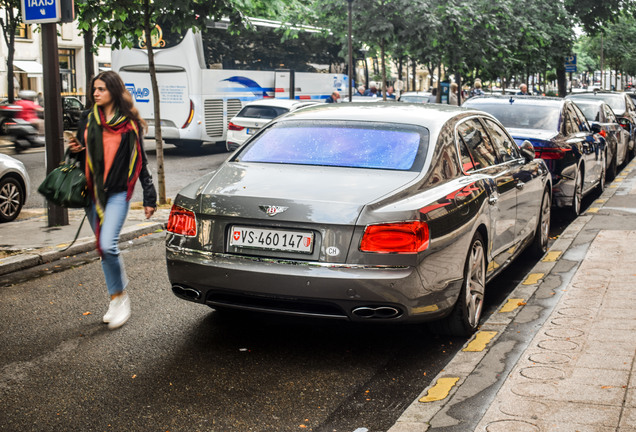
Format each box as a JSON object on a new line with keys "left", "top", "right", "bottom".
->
{"left": 238, "top": 106, "right": 288, "bottom": 119}
{"left": 457, "top": 119, "right": 497, "bottom": 170}
{"left": 236, "top": 121, "right": 428, "bottom": 171}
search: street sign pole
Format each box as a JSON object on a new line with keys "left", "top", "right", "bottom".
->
{"left": 42, "top": 23, "right": 68, "bottom": 227}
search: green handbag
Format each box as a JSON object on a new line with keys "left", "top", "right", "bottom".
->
{"left": 38, "top": 149, "right": 91, "bottom": 208}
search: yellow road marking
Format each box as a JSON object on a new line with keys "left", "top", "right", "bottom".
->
{"left": 419, "top": 377, "right": 460, "bottom": 403}
{"left": 463, "top": 331, "right": 497, "bottom": 352}
{"left": 587, "top": 207, "right": 599, "bottom": 214}
{"left": 542, "top": 251, "right": 561, "bottom": 262}
{"left": 499, "top": 298, "right": 525, "bottom": 313}
{"left": 522, "top": 273, "right": 544, "bottom": 285}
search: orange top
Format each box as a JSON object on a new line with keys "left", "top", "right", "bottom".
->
{"left": 84, "top": 128, "right": 122, "bottom": 183}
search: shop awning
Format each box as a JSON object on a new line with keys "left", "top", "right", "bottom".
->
{"left": 13, "top": 60, "right": 43, "bottom": 77}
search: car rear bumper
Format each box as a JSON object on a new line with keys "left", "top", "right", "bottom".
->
{"left": 166, "top": 246, "right": 461, "bottom": 323}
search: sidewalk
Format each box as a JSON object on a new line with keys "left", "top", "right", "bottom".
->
{"left": 0, "top": 203, "right": 171, "bottom": 277}
{"left": 390, "top": 156, "right": 636, "bottom": 431}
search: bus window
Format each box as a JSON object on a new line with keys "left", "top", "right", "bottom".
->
{"left": 202, "top": 23, "right": 340, "bottom": 72}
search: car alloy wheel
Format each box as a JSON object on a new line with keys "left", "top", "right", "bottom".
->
{"left": 0, "top": 177, "right": 24, "bottom": 223}
{"left": 431, "top": 232, "right": 486, "bottom": 336}
{"left": 463, "top": 234, "right": 486, "bottom": 330}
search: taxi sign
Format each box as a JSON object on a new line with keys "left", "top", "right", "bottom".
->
{"left": 21, "top": 0, "right": 61, "bottom": 24}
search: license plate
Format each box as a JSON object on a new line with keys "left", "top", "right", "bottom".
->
{"left": 246, "top": 127, "right": 259, "bottom": 135}
{"left": 229, "top": 226, "right": 314, "bottom": 253}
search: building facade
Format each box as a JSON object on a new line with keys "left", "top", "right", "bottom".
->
{"left": 0, "top": 19, "right": 111, "bottom": 102}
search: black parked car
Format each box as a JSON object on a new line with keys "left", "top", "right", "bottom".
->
{"left": 463, "top": 96, "right": 605, "bottom": 215}
{"left": 566, "top": 91, "right": 636, "bottom": 159}
{"left": 62, "top": 96, "right": 84, "bottom": 130}
{"left": 570, "top": 99, "right": 629, "bottom": 180}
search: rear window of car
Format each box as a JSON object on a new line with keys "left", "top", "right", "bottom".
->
{"left": 238, "top": 105, "right": 289, "bottom": 119}
{"left": 465, "top": 102, "right": 560, "bottom": 131}
{"left": 234, "top": 120, "right": 428, "bottom": 171}
{"left": 575, "top": 103, "right": 600, "bottom": 122}
{"left": 570, "top": 95, "right": 626, "bottom": 114}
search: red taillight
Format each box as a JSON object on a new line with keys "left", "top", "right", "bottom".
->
{"left": 360, "top": 221, "right": 429, "bottom": 253}
{"left": 181, "top": 99, "right": 194, "bottom": 129}
{"left": 536, "top": 148, "right": 570, "bottom": 160}
{"left": 228, "top": 121, "right": 244, "bottom": 131}
{"left": 167, "top": 205, "right": 197, "bottom": 237}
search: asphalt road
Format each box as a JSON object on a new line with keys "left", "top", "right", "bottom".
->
{"left": 1, "top": 138, "right": 596, "bottom": 431}
{"left": 0, "top": 232, "right": 465, "bottom": 432}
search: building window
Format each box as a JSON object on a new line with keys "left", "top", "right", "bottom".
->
{"left": 15, "top": 23, "right": 31, "bottom": 39}
{"left": 59, "top": 49, "right": 77, "bottom": 96}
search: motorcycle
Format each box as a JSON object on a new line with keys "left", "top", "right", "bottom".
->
{"left": 0, "top": 103, "right": 45, "bottom": 153}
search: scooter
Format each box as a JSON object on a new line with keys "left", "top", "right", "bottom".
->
{"left": 0, "top": 104, "right": 45, "bottom": 152}
{"left": 6, "top": 118, "right": 45, "bottom": 152}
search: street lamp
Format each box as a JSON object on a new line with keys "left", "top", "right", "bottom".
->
{"left": 347, "top": 0, "right": 353, "bottom": 102}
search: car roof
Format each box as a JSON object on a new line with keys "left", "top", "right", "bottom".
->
{"left": 465, "top": 95, "right": 566, "bottom": 107}
{"left": 274, "top": 102, "right": 487, "bottom": 131}
{"left": 566, "top": 91, "right": 625, "bottom": 99}
{"left": 240, "top": 98, "right": 318, "bottom": 109}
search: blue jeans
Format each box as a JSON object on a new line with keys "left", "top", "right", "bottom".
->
{"left": 86, "top": 191, "right": 130, "bottom": 297}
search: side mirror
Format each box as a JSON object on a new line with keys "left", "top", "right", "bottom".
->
{"left": 519, "top": 140, "right": 535, "bottom": 162}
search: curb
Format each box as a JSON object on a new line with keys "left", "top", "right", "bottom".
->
{"left": 0, "top": 221, "right": 166, "bottom": 277}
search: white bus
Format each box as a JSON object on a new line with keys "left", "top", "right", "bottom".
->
{"left": 111, "top": 18, "right": 349, "bottom": 149}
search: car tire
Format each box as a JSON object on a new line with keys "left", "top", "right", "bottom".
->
{"left": 430, "top": 232, "right": 486, "bottom": 337}
{"left": 607, "top": 153, "right": 617, "bottom": 182}
{"left": 571, "top": 167, "right": 583, "bottom": 217}
{"left": 0, "top": 118, "right": 9, "bottom": 136}
{"left": 529, "top": 188, "right": 551, "bottom": 257}
{"left": 0, "top": 176, "right": 24, "bottom": 223}
{"left": 596, "top": 155, "right": 606, "bottom": 194}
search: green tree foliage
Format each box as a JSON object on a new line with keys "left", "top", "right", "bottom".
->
{"left": 564, "top": 0, "right": 636, "bottom": 35}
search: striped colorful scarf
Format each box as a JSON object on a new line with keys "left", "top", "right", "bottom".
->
{"left": 85, "top": 105, "right": 143, "bottom": 253}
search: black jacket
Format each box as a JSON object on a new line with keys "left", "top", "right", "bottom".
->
{"left": 75, "top": 109, "right": 157, "bottom": 208}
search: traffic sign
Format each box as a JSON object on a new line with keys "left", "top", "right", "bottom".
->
{"left": 565, "top": 55, "right": 577, "bottom": 73}
{"left": 21, "top": 0, "right": 61, "bottom": 24}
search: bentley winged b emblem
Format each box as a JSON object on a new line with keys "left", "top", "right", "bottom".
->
{"left": 259, "top": 205, "right": 289, "bottom": 217}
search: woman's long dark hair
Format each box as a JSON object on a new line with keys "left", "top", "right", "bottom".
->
{"left": 89, "top": 71, "right": 147, "bottom": 131}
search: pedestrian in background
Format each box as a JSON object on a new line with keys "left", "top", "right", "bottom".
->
{"left": 325, "top": 91, "right": 340, "bottom": 103}
{"left": 449, "top": 82, "right": 459, "bottom": 105}
{"left": 517, "top": 84, "right": 530, "bottom": 95}
{"left": 470, "top": 79, "right": 485, "bottom": 97}
{"left": 356, "top": 85, "right": 366, "bottom": 96}
{"left": 67, "top": 70, "right": 157, "bottom": 330}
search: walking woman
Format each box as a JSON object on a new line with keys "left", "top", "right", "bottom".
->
{"left": 68, "top": 71, "right": 157, "bottom": 329}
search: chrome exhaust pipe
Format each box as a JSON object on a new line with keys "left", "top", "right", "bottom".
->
{"left": 352, "top": 306, "right": 401, "bottom": 319}
{"left": 172, "top": 284, "right": 201, "bottom": 301}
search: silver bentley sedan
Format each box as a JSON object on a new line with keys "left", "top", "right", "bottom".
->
{"left": 166, "top": 103, "right": 552, "bottom": 336}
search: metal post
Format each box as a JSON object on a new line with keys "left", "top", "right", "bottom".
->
{"left": 347, "top": 0, "right": 353, "bottom": 102}
{"left": 42, "top": 23, "right": 68, "bottom": 227}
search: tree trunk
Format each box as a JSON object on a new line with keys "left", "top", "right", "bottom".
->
{"left": 412, "top": 60, "right": 416, "bottom": 91}
{"left": 380, "top": 39, "right": 387, "bottom": 101}
{"left": 557, "top": 66, "right": 567, "bottom": 97}
{"left": 2, "top": 8, "right": 17, "bottom": 103}
{"left": 84, "top": 27, "right": 95, "bottom": 104}
{"left": 143, "top": 0, "right": 166, "bottom": 205}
